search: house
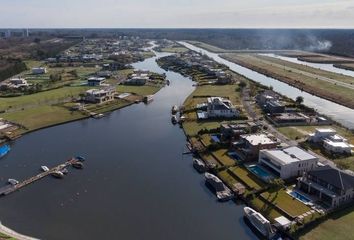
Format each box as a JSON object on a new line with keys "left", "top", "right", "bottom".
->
{"left": 256, "top": 90, "right": 281, "bottom": 106}
{"left": 220, "top": 122, "right": 260, "bottom": 139}
{"left": 96, "top": 71, "right": 112, "bottom": 78}
{"left": 87, "top": 77, "right": 106, "bottom": 86}
{"left": 85, "top": 88, "right": 115, "bottom": 104}
{"left": 32, "top": 67, "right": 47, "bottom": 74}
{"left": 308, "top": 128, "right": 353, "bottom": 155}
{"left": 259, "top": 146, "right": 318, "bottom": 179}
{"left": 264, "top": 100, "right": 286, "bottom": 114}
{"left": 2, "top": 77, "right": 29, "bottom": 89}
{"left": 206, "top": 97, "right": 239, "bottom": 118}
{"left": 297, "top": 165, "right": 354, "bottom": 208}
{"left": 240, "top": 133, "right": 278, "bottom": 160}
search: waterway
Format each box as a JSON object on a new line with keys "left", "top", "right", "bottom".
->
{"left": 180, "top": 42, "right": 354, "bottom": 130}
{"left": 0, "top": 51, "right": 258, "bottom": 239}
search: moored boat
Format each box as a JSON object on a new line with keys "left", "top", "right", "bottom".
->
{"left": 8, "top": 179, "right": 19, "bottom": 185}
{"left": 0, "top": 144, "right": 11, "bottom": 159}
{"left": 76, "top": 156, "right": 86, "bottom": 162}
{"left": 41, "top": 166, "right": 49, "bottom": 172}
{"left": 193, "top": 158, "right": 207, "bottom": 173}
{"left": 171, "top": 105, "right": 178, "bottom": 114}
{"left": 143, "top": 95, "right": 153, "bottom": 103}
{"left": 171, "top": 115, "right": 178, "bottom": 124}
{"left": 243, "top": 207, "right": 276, "bottom": 239}
{"left": 51, "top": 171, "right": 64, "bottom": 178}
{"left": 204, "top": 172, "right": 233, "bottom": 201}
{"left": 72, "top": 162, "right": 84, "bottom": 169}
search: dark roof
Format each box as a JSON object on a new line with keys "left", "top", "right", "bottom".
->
{"left": 309, "top": 165, "right": 354, "bottom": 191}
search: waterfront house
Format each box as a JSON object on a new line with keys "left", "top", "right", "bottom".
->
{"left": 206, "top": 97, "right": 239, "bottom": 119}
{"left": 87, "top": 77, "right": 106, "bottom": 86}
{"left": 308, "top": 128, "right": 353, "bottom": 155}
{"left": 85, "top": 88, "right": 115, "bottom": 104}
{"left": 297, "top": 165, "right": 354, "bottom": 208}
{"left": 239, "top": 133, "right": 278, "bottom": 160}
{"left": 31, "top": 67, "right": 47, "bottom": 74}
{"left": 259, "top": 146, "right": 318, "bottom": 180}
{"left": 1, "top": 77, "right": 29, "bottom": 89}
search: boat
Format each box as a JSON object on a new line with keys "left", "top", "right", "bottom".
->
{"left": 8, "top": 179, "right": 19, "bottom": 185}
{"left": 51, "top": 171, "right": 64, "bottom": 178}
{"left": 75, "top": 156, "right": 86, "bottom": 162}
{"left": 72, "top": 162, "right": 84, "bottom": 169}
{"left": 166, "top": 79, "right": 171, "bottom": 85}
{"left": 171, "top": 105, "right": 178, "bottom": 114}
{"left": 193, "top": 158, "right": 207, "bottom": 173}
{"left": 61, "top": 168, "right": 69, "bottom": 175}
{"left": 204, "top": 173, "right": 233, "bottom": 201}
{"left": 94, "top": 113, "right": 104, "bottom": 119}
{"left": 243, "top": 207, "right": 276, "bottom": 239}
{"left": 171, "top": 115, "right": 178, "bottom": 124}
{"left": 143, "top": 95, "right": 153, "bottom": 103}
{"left": 0, "top": 144, "right": 11, "bottom": 159}
{"left": 41, "top": 166, "right": 49, "bottom": 172}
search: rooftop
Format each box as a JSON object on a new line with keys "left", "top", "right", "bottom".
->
{"left": 241, "top": 133, "right": 276, "bottom": 146}
{"left": 262, "top": 146, "right": 317, "bottom": 165}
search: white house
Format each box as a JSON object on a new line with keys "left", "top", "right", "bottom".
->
{"left": 6, "top": 77, "right": 29, "bottom": 89}
{"left": 309, "top": 128, "right": 353, "bottom": 155}
{"left": 259, "top": 146, "right": 318, "bottom": 179}
{"left": 85, "top": 88, "right": 115, "bottom": 104}
{"left": 87, "top": 77, "right": 106, "bottom": 86}
{"left": 207, "top": 97, "right": 239, "bottom": 118}
{"left": 32, "top": 67, "right": 47, "bottom": 74}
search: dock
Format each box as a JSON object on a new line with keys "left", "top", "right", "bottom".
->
{"left": 0, "top": 158, "right": 81, "bottom": 197}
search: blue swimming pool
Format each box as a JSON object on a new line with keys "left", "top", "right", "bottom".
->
{"left": 248, "top": 165, "right": 274, "bottom": 181}
{"left": 289, "top": 191, "right": 312, "bottom": 203}
{"left": 0, "top": 144, "right": 10, "bottom": 158}
{"left": 228, "top": 151, "right": 242, "bottom": 162}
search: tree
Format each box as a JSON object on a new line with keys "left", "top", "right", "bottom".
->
{"left": 296, "top": 96, "right": 304, "bottom": 105}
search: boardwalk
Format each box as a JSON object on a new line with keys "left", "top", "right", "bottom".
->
{"left": 0, "top": 158, "right": 80, "bottom": 197}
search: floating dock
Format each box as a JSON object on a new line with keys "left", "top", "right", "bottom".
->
{"left": 0, "top": 158, "right": 81, "bottom": 197}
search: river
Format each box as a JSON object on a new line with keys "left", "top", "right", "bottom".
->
{"left": 0, "top": 51, "right": 258, "bottom": 239}
{"left": 180, "top": 42, "right": 354, "bottom": 130}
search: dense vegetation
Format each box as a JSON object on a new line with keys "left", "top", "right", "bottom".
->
{"left": 0, "top": 59, "right": 27, "bottom": 82}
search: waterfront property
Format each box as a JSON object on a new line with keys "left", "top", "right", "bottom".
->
{"left": 308, "top": 128, "right": 353, "bottom": 155}
{"left": 259, "top": 146, "right": 318, "bottom": 180}
{"left": 197, "top": 97, "right": 239, "bottom": 120}
{"left": 31, "top": 67, "right": 47, "bottom": 75}
{"left": 0, "top": 77, "right": 29, "bottom": 90}
{"left": 297, "top": 165, "right": 354, "bottom": 208}
{"left": 239, "top": 133, "right": 278, "bottom": 161}
{"left": 87, "top": 77, "right": 106, "bottom": 86}
{"left": 84, "top": 88, "right": 115, "bottom": 104}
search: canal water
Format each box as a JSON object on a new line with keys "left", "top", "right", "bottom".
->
{"left": 0, "top": 52, "right": 258, "bottom": 240}
{"left": 180, "top": 42, "right": 354, "bottom": 130}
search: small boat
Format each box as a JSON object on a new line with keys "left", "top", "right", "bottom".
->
{"left": 94, "top": 113, "right": 104, "bottom": 119}
{"left": 41, "top": 166, "right": 49, "bottom": 172}
{"left": 134, "top": 100, "right": 140, "bottom": 104}
{"left": 171, "top": 105, "right": 178, "bottom": 114}
{"left": 143, "top": 95, "right": 153, "bottom": 103}
{"left": 72, "top": 162, "right": 84, "bottom": 169}
{"left": 75, "top": 156, "right": 86, "bottom": 162}
{"left": 61, "top": 168, "right": 69, "bottom": 175}
{"left": 193, "top": 158, "right": 207, "bottom": 173}
{"left": 51, "top": 171, "right": 64, "bottom": 178}
{"left": 166, "top": 80, "right": 171, "bottom": 85}
{"left": 8, "top": 179, "right": 19, "bottom": 185}
{"left": 0, "top": 144, "right": 11, "bottom": 159}
{"left": 243, "top": 207, "right": 276, "bottom": 239}
{"left": 171, "top": 115, "right": 178, "bottom": 124}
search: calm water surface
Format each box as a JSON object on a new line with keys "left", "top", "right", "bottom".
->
{"left": 0, "top": 52, "right": 258, "bottom": 240}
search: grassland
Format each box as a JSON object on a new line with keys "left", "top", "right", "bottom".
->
{"left": 222, "top": 53, "right": 354, "bottom": 109}
{"left": 160, "top": 47, "right": 188, "bottom": 53}
{"left": 116, "top": 85, "right": 161, "bottom": 96}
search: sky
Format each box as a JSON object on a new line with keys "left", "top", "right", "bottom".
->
{"left": 1, "top": 0, "right": 354, "bottom": 28}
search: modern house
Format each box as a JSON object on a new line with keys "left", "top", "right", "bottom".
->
{"left": 2, "top": 78, "right": 29, "bottom": 89}
{"left": 308, "top": 128, "right": 353, "bottom": 155}
{"left": 206, "top": 97, "right": 239, "bottom": 118}
{"left": 259, "top": 146, "right": 318, "bottom": 179}
{"left": 31, "top": 67, "right": 47, "bottom": 74}
{"left": 87, "top": 77, "right": 106, "bottom": 86}
{"left": 297, "top": 165, "right": 354, "bottom": 208}
{"left": 85, "top": 88, "right": 115, "bottom": 104}
{"left": 240, "top": 133, "right": 278, "bottom": 160}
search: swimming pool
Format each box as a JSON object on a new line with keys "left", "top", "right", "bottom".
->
{"left": 248, "top": 165, "right": 274, "bottom": 181}
{"left": 228, "top": 151, "right": 242, "bottom": 162}
{"left": 289, "top": 191, "right": 312, "bottom": 203}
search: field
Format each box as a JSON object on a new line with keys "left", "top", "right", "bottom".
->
{"left": 222, "top": 53, "right": 354, "bottom": 109}
{"left": 160, "top": 47, "right": 188, "bottom": 53}
{"left": 116, "top": 85, "right": 161, "bottom": 96}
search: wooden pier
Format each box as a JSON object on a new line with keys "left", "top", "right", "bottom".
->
{"left": 0, "top": 158, "right": 81, "bottom": 197}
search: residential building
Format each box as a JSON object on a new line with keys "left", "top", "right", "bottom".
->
{"left": 297, "top": 165, "right": 354, "bottom": 208}
{"left": 87, "top": 77, "right": 106, "bottom": 86}
{"left": 264, "top": 100, "right": 286, "bottom": 114}
{"left": 207, "top": 97, "right": 239, "bottom": 118}
{"left": 85, "top": 88, "right": 115, "bottom": 104}
{"left": 308, "top": 128, "right": 336, "bottom": 143}
{"left": 32, "top": 67, "right": 47, "bottom": 74}
{"left": 259, "top": 146, "right": 318, "bottom": 179}
{"left": 240, "top": 133, "right": 278, "bottom": 160}
{"left": 2, "top": 78, "right": 29, "bottom": 89}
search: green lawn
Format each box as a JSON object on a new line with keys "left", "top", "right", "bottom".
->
{"left": 229, "top": 166, "right": 265, "bottom": 190}
{"left": 261, "top": 190, "right": 311, "bottom": 217}
{"left": 218, "top": 169, "right": 239, "bottom": 187}
{"left": 249, "top": 197, "right": 283, "bottom": 222}
{"left": 212, "top": 149, "right": 236, "bottom": 166}
{"left": 182, "top": 121, "right": 220, "bottom": 137}
{"left": 298, "top": 205, "right": 354, "bottom": 240}
{"left": 116, "top": 85, "right": 160, "bottom": 96}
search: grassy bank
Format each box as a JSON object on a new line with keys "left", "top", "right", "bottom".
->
{"left": 222, "top": 53, "right": 354, "bottom": 109}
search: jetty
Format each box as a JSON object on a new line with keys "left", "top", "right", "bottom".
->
{"left": 0, "top": 158, "right": 82, "bottom": 197}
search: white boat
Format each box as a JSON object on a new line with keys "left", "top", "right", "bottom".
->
{"left": 171, "top": 115, "right": 178, "bottom": 124}
{"left": 243, "top": 207, "right": 276, "bottom": 239}
{"left": 171, "top": 105, "right": 178, "bottom": 114}
{"left": 204, "top": 173, "right": 233, "bottom": 201}
{"left": 193, "top": 158, "right": 207, "bottom": 173}
{"left": 51, "top": 171, "right": 64, "bottom": 178}
{"left": 41, "top": 166, "right": 49, "bottom": 172}
{"left": 8, "top": 179, "right": 19, "bottom": 185}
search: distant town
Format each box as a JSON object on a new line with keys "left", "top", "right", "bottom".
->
{"left": 0, "top": 29, "right": 354, "bottom": 240}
